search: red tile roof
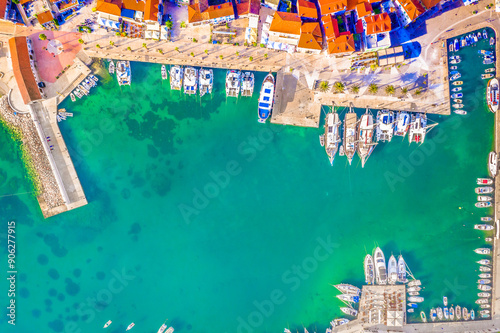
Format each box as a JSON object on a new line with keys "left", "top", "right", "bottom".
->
{"left": 269, "top": 11, "right": 301, "bottom": 35}
{"left": 298, "top": 22, "right": 323, "bottom": 50}
{"left": 144, "top": 0, "right": 159, "bottom": 22}
{"left": 9, "top": 37, "right": 42, "bottom": 105}
{"left": 298, "top": 0, "right": 318, "bottom": 19}
{"left": 95, "top": 0, "right": 122, "bottom": 16}
{"left": 355, "top": 1, "right": 372, "bottom": 17}
{"left": 0, "top": 0, "right": 7, "bottom": 20}
{"left": 321, "top": 14, "right": 339, "bottom": 41}
{"left": 37, "top": 10, "right": 54, "bottom": 25}
{"left": 364, "top": 13, "right": 391, "bottom": 34}
{"left": 420, "top": 0, "right": 440, "bottom": 9}
{"left": 317, "top": 0, "right": 347, "bottom": 16}
{"left": 122, "top": 0, "right": 145, "bottom": 11}
{"left": 327, "top": 32, "right": 355, "bottom": 54}
{"left": 188, "top": 0, "right": 235, "bottom": 23}
{"left": 237, "top": 0, "right": 260, "bottom": 16}
{"left": 398, "top": 0, "right": 424, "bottom": 21}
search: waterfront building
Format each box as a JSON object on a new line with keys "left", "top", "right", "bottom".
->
{"left": 188, "top": 0, "right": 235, "bottom": 26}
{"left": 322, "top": 14, "right": 339, "bottom": 42}
{"left": 239, "top": 0, "right": 260, "bottom": 45}
{"left": 298, "top": 0, "right": 318, "bottom": 21}
{"left": 297, "top": 22, "right": 323, "bottom": 54}
{"left": 354, "top": 0, "right": 372, "bottom": 20}
{"left": 8, "top": 36, "right": 45, "bottom": 105}
{"left": 356, "top": 13, "right": 392, "bottom": 51}
{"left": 393, "top": 0, "right": 425, "bottom": 27}
{"left": 317, "top": 0, "right": 347, "bottom": 16}
{"left": 327, "top": 32, "right": 355, "bottom": 55}
{"left": 95, "top": 0, "right": 163, "bottom": 27}
{"left": 36, "top": 10, "right": 56, "bottom": 30}
{"left": 268, "top": 11, "right": 301, "bottom": 50}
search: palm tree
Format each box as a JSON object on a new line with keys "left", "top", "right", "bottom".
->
{"left": 204, "top": 49, "right": 208, "bottom": 54}
{"left": 235, "top": 51, "right": 239, "bottom": 56}
{"left": 109, "top": 41, "right": 115, "bottom": 46}
{"left": 190, "top": 52, "right": 194, "bottom": 57}
{"left": 78, "top": 39, "right": 84, "bottom": 44}
{"left": 142, "top": 43, "right": 147, "bottom": 49}
{"left": 127, "top": 47, "right": 132, "bottom": 51}
{"left": 334, "top": 81, "right": 345, "bottom": 93}
{"left": 158, "top": 49, "right": 163, "bottom": 54}
{"left": 368, "top": 84, "right": 378, "bottom": 94}
{"left": 385, "top": 85, "right": 395, "bottom": 95}
{"left": 165, "top": 20, "right": 173, "bottom": 30}
{"left": 96, "top": 44, "right": 101, "bottom": 49}
{"left": 180, "top": 21, "right": 186, "bottom": 28}
{"left": 319, "top": 81, "right": 330, "bottom": 92}
{"left": 39, "top": 33, "right": 47, "bottom": 41}
{"left": 415, "top": 88, "right": 422, "bottom": 96}
{"left": 401, "top": 87, "right": 408, "bottom": 95}
{"left": 351, "top": 85, "right": 360, "bottom": 94}
{"left": 219, "top": 55, "right": 223, "bottom": 60}
{"left": 264, "top": 53, "right": 268, "bottom": 59}
{"left": 249, "top": 56, "right": 253, "bottom": 61}
{"left": 175, "top": 47, "right": 179, "bottom": 52}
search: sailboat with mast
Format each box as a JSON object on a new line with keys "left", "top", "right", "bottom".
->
{"left": 323, "top": 109, "right": 341, "bottom": 165}
{"left": 343, "top": 105, "right": 357, "bottom": 165}
{"left": 357, "top": 108, "right": 377, "bottom": 168}
{"left": 408, "top": 113, "right": 437, "bottom": 144}
{"left": 376, "top": 110, "right": 394, "bottom": 142}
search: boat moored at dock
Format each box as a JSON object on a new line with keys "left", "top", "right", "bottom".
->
{"left": 323, "top": 111, "right": 341, "bottom": 165}
{"left": 420, "top": 311, "right": 427, "bottom": 322}
{"left": 387, "top": 255, "right": 398, "bottom": 285}
{"left": 104, "top": 320, "right": 112, "bottom": 328}
{"left": 394, "top": 112, "right": 410, "bottom": 137}
{"left": 226, "top": 70, "right": 241, "bottom": 98}
{"left": 161, "top": 65, "right": 168, "bottom": 80}
{"left": 183, "top": 67, "right": 198, "bottom": 95}
{"left": 257, "top": 73, "right": 275, "bottom": 123}
{"left": 477, "top": 178, "right": 493, "bottom": 185}
{"left": 477, "top": 195, "right": 492, "bottom": 202}
{"left": 337, "top": 294, "right": 360, "bottom": 303}
{"left": 488, "top": 151, "right": 497, "bottom": 177}
{"left": 397, "top": 255, "right": 407, "bottom": 283}
{"left": 334, "top": 284, "right": 361, "bottom": 295}
{"left": 474, "top": 248, "right": 491, "bottom": 254}
{"left": 374, "top": 247, "right": 387, "bottom": 285}
{"left": 116, "top": 61, "right": 131, "bottom": 86}
{"left": 376, "top": 110, "right": 394, "bottom": 142}
{"left": 108, "top": 60, "right": 115, "bottom": 74}
{"left": 170, "top": 65, "right": 183, "bottom": 90}
{"left": 475, "top": 224, "right": 494, "bottom": 230}
{"left": 199, "top": 68, "right": 213, "bottom": 97}
{"left": 126, "top": 323, "right": 135, "bottom": 331}
{"left": 476, "top": 202, "right": 492, "bottom": 208}
{"left": 241, "top": 72, "right": 255, "bottom": 97}
{"left": 357, "top": 108, "right": 376, "bottom": 168}
{"left": 340, "top": 307, "right": 358, "bottom": 316}
{"left": 476, "top": 187, "right": 494, "bottom": 194}
{"left": 343, "top": 107, "right": 357, "bottom": 165}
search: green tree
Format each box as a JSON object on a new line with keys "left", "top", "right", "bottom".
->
{"left": 175, "top": 47, "right": 179, "bottom": 52}
{"left": 236, "top": 51, "right": 239, "bottom": 56}
{"left": 12, "top": 0, "right": 19, "bottom": 4}
{"left": 264, "top": 53, "right": 268, "bottom": 59}
{"left": 142, "top": 43, "right": 147, "bottom": 49}
{"left": 219, "top": 55, "right": 223, "bottom": 60}
{"left": 39, "top": 33, "right": 47, "bottom": 41}
{"left": 78, "top": 39, "right": 85, "bottom": 44}
{"left": 165, "top": 20, "right": 173, "bottom": 29}
{"left": 334, "top": 81, "right": 345, "bottom": 93}
{"left": 158, "top": 49, "right": 163, "bottom": 54}
{"left": 204, "top": 49, "right": 208, "bottom": 54}
{"left": 109, "top": 41, "right": 115, "bottom": 46}
{"left": 249, "top": 56, "right": 253, "bottom": 61}
{"left": 351, "top": 85, "right": 360, "bottom": 94}
{"left": 190, "top": 52, "right": 194, "bottom": 57}
{"left": 402, "top": 87, "right": 408, "bottom": 95}
{"left": 96, "top": 44, "right": 101, "bottom": 49}
{"left": 368, "top": 84, "right": 378, "bottom": 94}
{"left": 180, "top": 21, "right": 186, "bottom": 28}
{"left": 415, "top": 88, "right": 422, "bottom": 96}
{"left": 385, "top": 85, "right": 395, "bottom": 95}
{"left": 319, "top": 81, "right": 329, "bottom": 92}
{"left": 127, "top": 47, "right": 132, "bottom": 51}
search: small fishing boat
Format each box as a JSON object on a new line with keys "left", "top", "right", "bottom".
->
{"left": 387, "top": 255, "right": 398, "bottom": 285}
{"left": 454, "top": 38, "right": 459, "bottom": 51}
{"left": 452, "top": 81, "right": 463, "bottom": 86}
{"left": 480, "top": 304, "right": 491, "bottom": 309}
{"left": 334, "top": 284, "right": 361, "bottom": 295}
{"left": 337, "top": 294, "right": 359, "bottom": 303}
{"left": 478, "top": 292, "right": 491, "bottom": 297}
{"left": 482, "top": 74, "right": 494, "bottom": 79}
{"left": 481, "top": 216, "right": 493, "bottom": 221}
{"left": 475, "top": 202, "right": 492, "bottom": 208}
{"left": 104, "top": 320, "right": 112, "bottom": 328}
{"left": 477, "top": 195, "right": 492, "bottom": 202}
{"left": 479, "top": 284, "right": 492, "bottom": 291}
{"left": 408, "top": 303, "right": 417, "bottom": 308}
{"left": 257, "top": 73, "right": 275, "bottom": 123}
{"left": 437, "top": 307, "right": 443, "bottom": 320}
{"left": 484, "top": 58, "right": 495, "bottom": 65}
{"left": 161, "top": 65, "right": 168, "bottom": 80}
{"left": 476, "top": 298, "right": 490, "bottom": 304}
{"left": 483, "top": 29, "right": 488, "bottom": 39}
{"left": 450, "top": 65, "right": 457, "bottom": 70}
{"left": 449, "top": 55, "right": 461, "bottom": 61}
{"left": 444, "top": 307, "right": 449, "bottom": 320}
{"left": 485, "top": 68, "right": 495, "bottom": 73}
{"left": 90, "top": 74, "right": 98, "bottom": 82}
{"left": 452, "top": 103, "right": 463, "bottom": 108}
{"left": 126, "top": 323, "right": 135, "bottom": 331}
{"left": 420, "top": 311, "right": 427, "bottom": 322}
{"left": 108, "top": 61, "right": 115, "bottom": 74}
{"left": 443, "top": 296, "right": 448, "bottom": 307}
{"left": 70, "top": 93, "right": 76, "bottom": 102}
{"left": 241, "top": 72, "right": 255, "bottom": 97}
{"left": 480, "top": 266, "right": 492, "bottom": 272}
{"left": 199, "top": 68, "right": 214, "bottom": 97}
{"left": 170, "top": 65, "right": 183, "bottom": 90}
{"left": 463, "top": 307, "right": 469, "bottom": 321}
{"left": 430, "top": 308, "right": 436, "bottom": 321}
{"left": 461, "top": 37, "right": 466, "bottom": 47}
{"left": 489, "top": 151, "right": 497, "bottom": 178}
{"left": 407, "top": 279, "right": 421, "bottom": 287}
{"left": 450, "top": 71, "right": 461, "bottom": 81}
{"left": 397, "top": 255, "right": 407, "bottom": 283}
{"left": 486, "top": 237, "right": 493, "bottom": 242}
{"left": 477, "top": 259, "right": 491, "bottom": 265}
{"left": 479, "top": 49, "right": 494, "bottom": 56}
{"left": 476, "top": 187, "right": 494, "bottom": 194}
{"left": 456, "top": 305, "right": 461, "bottom": 320}
{"left": 478, "top": 279, "right": 491, "bottom": 284}
{"left": 454, "top": 110, "right": 467, "bottom": 115}
{"left": 407, "top": 286, "right": 421, "bottom": 292}
{"left": 340, "top": 307, "right": 358, "bottom": 316}
{"left": 374, "top": 247, "right": 387, "bottom": 285}
{"left": 451, "top": 93, "right": 463, "bottom": 99}
{"left": 453, "top": 99, "right": 462, "bottom": 103}
{"left": 474, "top": 34, "right": 478, "bottom": 43}
{"left": 479, "top": 272, "right": 492, "bottom": 277}
{"left": 449, "top": 306, "right": 455, "bottom": 320}
{"left": 452, "top": 87, "right": 462, "bottom": 92}
{"left": 450, "top": 59, "right": 461, "bottom": 64}
{"left": 323, "top": 111, "right": 341, "bottom": 165}
{"left": 407, "top": 308, "right": 414, "bottom": 313}
{"left": 480, "top": 310, "right": 490, "bottom": 317}
{"left": 490, "top": 37, "right": 495, "bottom": 46}
{"left": 477, "top": 31, "right": 482, "bottom": 39}
{"left": 409, "top": 291, "right": 420, "bottom": 296}
{"left": 474, "top": 224, "right": 494, "bottom": 230}
{"left": 477, "top": 178, "right": 493, "bottom": 185}
{"left": 471, "top": 309, "right": 475, "bottom": 320}
{"left": 449, "top": 43, "right": 454, "bottom": 52}
{"left": 364, "top": 254, "right": 375, "bottom": 285}
{"left": 474, "top": 248, "right": 491, "bottom": 254}
{"left": 408, "top": 296, "right": 424, "bottom": 302}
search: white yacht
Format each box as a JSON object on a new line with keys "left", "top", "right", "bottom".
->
{"left": 226, "top": 70, "right": 241, "bottom": 97}
{"left": 343, "top": 106, "right": 357, "bottom": 165}
{"left": 408, "top": 113, "right": 427, "bottom": 144}
{"left": 364, "top": 254, "right": 375, "bottom": 285}
{"left": 108, "top": 60, "right": 115, "bottom": 74}
{"left": 488, "top": 151, "right": 497, "bottom": 178}
{"left": 161, "top": 65, "right": 168, "bottom": 80}
{"left": 199, "top": 68, "right": 213, "bottom": 97}
{"left": 394, "top": 112, "right": 410, "bottom": 137}
{"left": 334, "top": 284, "right": 361, "bottom": 295}
{"left": 376, "top": 110, "right": 394, "bottom": 142}
{"left": 357, "top": 108, "right": 376, "bottom": 168}
{"left": 387, "top": 255, "right": 398, "bottom": 285}
{"left": 116, "top": 61, "right": 131, "bottom": 86}
{"left": 183, "top": 67, "right": 198, "bottom": 95}
{"left": 170, "top": 65, "right": 183, "bottom": 90}
{"left": 397, "top": 255, "right": 407, "bottom": 283}
{"left": 323, "top": 111, "right": 341, "bottom": 165}
{"left": 241, "top": 72, "right": 255, "bottom": 97}
{"left": 374, "top": 247, "right": 387, "bottom": 285}
{"left": 340, "top": 307, "right": 358, "bottom": 316}
{"left": 337, "top": 294, "right": 359, "bottom": 303}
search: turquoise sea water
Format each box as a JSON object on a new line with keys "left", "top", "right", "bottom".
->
{"left": 0, "top": 31, "right": 496, "bottom": 332}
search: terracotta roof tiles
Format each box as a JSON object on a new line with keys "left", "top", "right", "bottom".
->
{"left": 269, "top": 11, "right": 301, "bottom": 35}
{"left": 9, "top": 37, "right": 42, "bottom": 105}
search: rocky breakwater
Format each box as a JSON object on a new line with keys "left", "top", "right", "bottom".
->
{"left": 0, "top": 97, "right": 65, "bottom": 214}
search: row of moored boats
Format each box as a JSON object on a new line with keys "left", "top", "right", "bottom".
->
{"left": 321, "top": 108, "right": 436, "bottom": 167}
{"left": 103, "top": 320, "right": 173, "bottom": 333}
{"left": 70, "top": 74, "right": 99, "bottom": 102}
{"left": 108, "top": 60, "right": 132, "bottom": 86}
{"left": 425, "top": 296, "right": 485, "bottom": 322}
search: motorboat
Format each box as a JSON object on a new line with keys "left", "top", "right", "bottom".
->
{"left": 474, "top": 248, "right": 491, "bottom": 254}
{"left": 394, "top": 112, "right": 410, "bottom": 137}
{"left": 452, "top": 87, "right": 462, "bottom": 92}
{"left": 449, "top": 55, "right": 461, "bottom": 61}
{"left": 226, "top": 70, "right": 241, "bottom": 97}
{"left": 407, "top": 280, "right": 421, "bottom": 287}
{"left": 90, "top": 74, "right": 98, "bottom": 82}
{"left": 387, "top": 255, "right": 398, "bottom": 284}
{"left": 487, "top": 78, "right": 499, "bottom": 113}
{"left": 257, "top": 73, "right": 275, "bottom": 123}
{"left": 343, "top": 106, "right": 357, "bottom": 165}
{"left": 430, "top": 308, "right": 436, "bottom": 321}
{"left": 482, "top": 74, "right": 494, "bottom": 79}
{"left": 476, "top": 298, "right": 490, "bottom": 304}
{"left": 480, "top": 310, "right": 490, "bottom": 317}
{"left": 461, "top": 37, "right": 466, "bottom": 47}
{"left": 486, "top": 237, "right": 493, "bottom": 242}
{"left": 480, "top": 266, "right": 492, "bottom": 272}
{"left": 453, "top": 99, "right": 462, "bottom": 103}
{"left": 116, "top": 61, "right": 131, "bottom": 86}
{"left": 471, "top": 310, "right": 475, "bottom": 320}
{"left": 376, "top": 110, "right": 394, "bottom": 142}
{"left": 454, "top": 38, "right": 459, "bottom": 51}
{"left": 407, "top": 286, "right": 421, "bottom": 292}
{"left": 157, "top": 322, "right": 168, "bottom": 333}
{"left": 408, "top": 308, "right": 414, "bottom": 313}
{"left": 444, "top": 307, "right": 449, "bottom": 320}
{"left": 481, "top": 216, "right": 493, "bottom": 221}
{"left": 450, "top": 306, "right": 455, "bottom": 320}
{"left": 420, "top": 311, "right": 427, "bottom": 322}
{"left": 108, "top": 60, "right": 115, "bottom": 74}
{"left": 332, "top": 318, "right": 349, "bottom": 327}
{"left": 485, "top": 68, "right": 495, "bottom": 73}
{"left": 408, "top": 296, "right": 424, "bottom": 302}
{"left": 451, "top": 93, "right": 463, "bottom": 99}
{"left": 454, "top": 110, "right": 467, "bottom": 115}
{"left": 480, "top": 304, "right": 491, "bottom": 309}
{"left": 408, "top": 303, "right": 418, "bottom": 308}
{"left": 323, "top": 111, "right": 341, "bottom": 165}
{"left": 364, "top": 254, "right": 375, "bottom": 285}
{"left": 475, "top": 202, "right": 492, "bottom": 208}
{"left": 199, "top": 68, "right": 213, "bottom": 97}
{"left": 340, "top": 307, "right": 358, "bottom": 316}
{"left": 456, "top": 305, "right": 461, "bottom": 320}
{"left": 483, "top": 29, "right": 488, "bottom": 39}
{"left": 479, "top": 50, "right": 494, "bottom": 56}
{"left": 337, "top": 294, "right": 360, "bottom": 303}
{"left": 476, "top": 187, "right": 494, "bottom": 194}
{"left": 374, "top": 247, "right": 387, "bottom": 285}
{"left": 334, "top": 284, "right": 361, "bottom": 295}
{"left": 408, "top": 113, "right": 429, "bottom": 144}
{"left": 474, "top": 224, "right": 494, "bottom": 230}
{"left": 409, "top": 291, "right": 420, "bottom": 296}
{"left": 449, "top": 43, "right": 454, "bottom": 52}
{"left": 397, "top": 255, "right": 407, "bottom": 283}
{"left": 443, "top": 296, "right": 448, "bottom": 307}
{"left": 161, "top": 65, "right": 168, "bottom": 80}
{"left": 437, "top": 307, "right": 443, "bottom": 320}
{"left": 450, "top": 71, "right": 461, "bottom": 81}
{"left": 451, "top": 65, "right": 457, "bottom": 70}
{"left": 479, "top": 285, "right": 492, "bottom": 291}
{"left": 357, "top": 108, "right": 376, "bottom": 168}
{"left": 477, "top": 195, "right": 492, "bottom": 202}
{"left": 490, "top": 37, "right": 495, "bottom": 45}
{"left": 477, "top": 178, "right": 493, "bottom": 185}
{"left": 70, "top": 93, "right": 76, "bottom": 102}
{"left": 478, "top": 292, "right": 491, "bottom": 297}
{"left": 484, "top": 58, "right": 495, "bottom": 65}
{"left": 126, "top": 323, "right": 135, "bottom": 331}
{"left": 170, "top": 65, "right": 183, "bottom": 90}
{"left": 477, "top": 259, "right": 491, "bottom": 265}
{"left": 104, "top": 320, "right": 112, "bottom": 328}
{"left": 450, "top": 58, "right": 461, "bottom": 64}
{"left": 183, "top": 67, "right": 198, "bottom": 95}
{"left": 478, "top": 279, "right": 491, "bottom": 285}
{"left": 241, "top": 71, "right": 255, "bottom": 97}
{"left": 452, "top": 81, "right": 463, "bottom": 86}
{"left": 463, "top": 307, "right": 469, "bottom": 321}
{"left": 452, "top": 104, "right": 463, "bottom": 108}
